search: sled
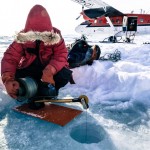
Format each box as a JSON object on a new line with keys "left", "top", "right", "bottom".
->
{"left": 13, "top": 95, "right": 89, "bottom": 126}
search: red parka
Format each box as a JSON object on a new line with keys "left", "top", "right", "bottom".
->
{"left": 1, "top": 5, "right": 68, "bottom": 75}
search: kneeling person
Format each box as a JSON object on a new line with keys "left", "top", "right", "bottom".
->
{"left": 1, "top": 5, "right": 72, "bottom": 100}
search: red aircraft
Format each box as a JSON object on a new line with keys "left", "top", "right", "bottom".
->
{"left": 72, "top": 0, "right": 150, "bottom": 43}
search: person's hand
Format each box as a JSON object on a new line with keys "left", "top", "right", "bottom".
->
{"left": 41, "top": 65, "right": 56, "bottom": 86}
{"left": 41, "top": 72, "right": 55, "bottom": 86}
{"left": 1, "top": 72, "right": 19, "bottom": 99}
{"left": 4, "top": 80, "right": 19, "bottom": 99}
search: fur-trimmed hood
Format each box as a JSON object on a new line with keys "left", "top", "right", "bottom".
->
{"left": 15, "top": 30, "right": 61, "bottom": 45}
{"left": 15, "top": 5, "right": 61, "bottom": 45}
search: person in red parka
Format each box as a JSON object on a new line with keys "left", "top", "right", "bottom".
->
{"left": 1, "top": 5, "right": 72, "bottom": 99}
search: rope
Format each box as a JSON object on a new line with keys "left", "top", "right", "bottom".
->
{"left": 99, "top": 49, "right": 121, "bottom": 62}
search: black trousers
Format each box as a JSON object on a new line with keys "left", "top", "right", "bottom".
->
{"left": 15, "top": 59, "right": 73, "bottom": 92}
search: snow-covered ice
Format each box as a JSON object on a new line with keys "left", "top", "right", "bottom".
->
{"left": 0, "top": 35, "right": 150, "bottom": 150}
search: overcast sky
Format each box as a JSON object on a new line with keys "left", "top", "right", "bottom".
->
{"left": 0, "top": 0, "right": 149, "bottom": 36}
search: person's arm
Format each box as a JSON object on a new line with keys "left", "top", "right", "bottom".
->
{"left": 1, "top": 41, "right": 23, "bottom": 75}
{"left": 1, "top": 42, "right": 23, "bottom": 98}
{"left": 48, "top": 38, "right": 68, "bottom": 72}
{"left": 41, "top": 31, "right": 68, "bottom": 85}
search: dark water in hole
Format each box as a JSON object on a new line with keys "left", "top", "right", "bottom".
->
{"left": 70, "top": 122, "right": 106, "bottom": 144}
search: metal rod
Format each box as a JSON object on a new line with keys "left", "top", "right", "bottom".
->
{"left": 35, "top": 99, "right": 73, "bottom": 103}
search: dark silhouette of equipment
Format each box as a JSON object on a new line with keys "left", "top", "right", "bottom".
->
{"left": 16, "top": 77, "right": 89, "bottom": 110}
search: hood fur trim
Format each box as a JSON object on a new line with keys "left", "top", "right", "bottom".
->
{"left": 15, "top": 30, "right": 61, "bottom": 45}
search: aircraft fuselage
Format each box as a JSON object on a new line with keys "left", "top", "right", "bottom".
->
{"left": 75, "top": 13, "right": 150, "bottom": 39}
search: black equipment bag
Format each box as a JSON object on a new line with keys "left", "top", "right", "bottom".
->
{"left": 67, "top": 39, "right": 101, "bottom": 68}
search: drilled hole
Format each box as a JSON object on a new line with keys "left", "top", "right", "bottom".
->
{"left": 70, "top": 122, "right": 105, "bottom": 144}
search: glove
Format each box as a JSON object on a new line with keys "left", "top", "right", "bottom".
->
{"left": 1, "top": 72, "right": 19, "bottom": 99}
{"left": 41, "top": 65, "right": 56, "bottom": 86}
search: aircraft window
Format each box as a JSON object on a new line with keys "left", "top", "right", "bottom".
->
{"left": 116, "top": 19, "right": 120, "bottom": 23}
{"left": 140, "top": 18, "right": 144, "bottom": 22}
{"left": 111, "top": 19, "right": 115, "bottom": 23}
{"left": 99, "top": 20, "right": 102, "bottom": 23}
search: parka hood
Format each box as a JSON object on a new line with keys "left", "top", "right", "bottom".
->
{"left": 24, "top": 4, "right": 52, "bottom": 32}
{"left": 15, "top": 5, "right": 61, "bottom": 45}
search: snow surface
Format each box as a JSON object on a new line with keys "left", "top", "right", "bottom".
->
{"left": 0, "top": 35, "right": 150, "bottom": 150}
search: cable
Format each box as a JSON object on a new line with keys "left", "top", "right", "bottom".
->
{"left": 99, "top": 49, "right": 121, "bottom": 62}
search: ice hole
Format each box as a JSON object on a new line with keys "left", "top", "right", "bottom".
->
{"left": 70, "top": 122, "right": 105, "bottom": 144}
